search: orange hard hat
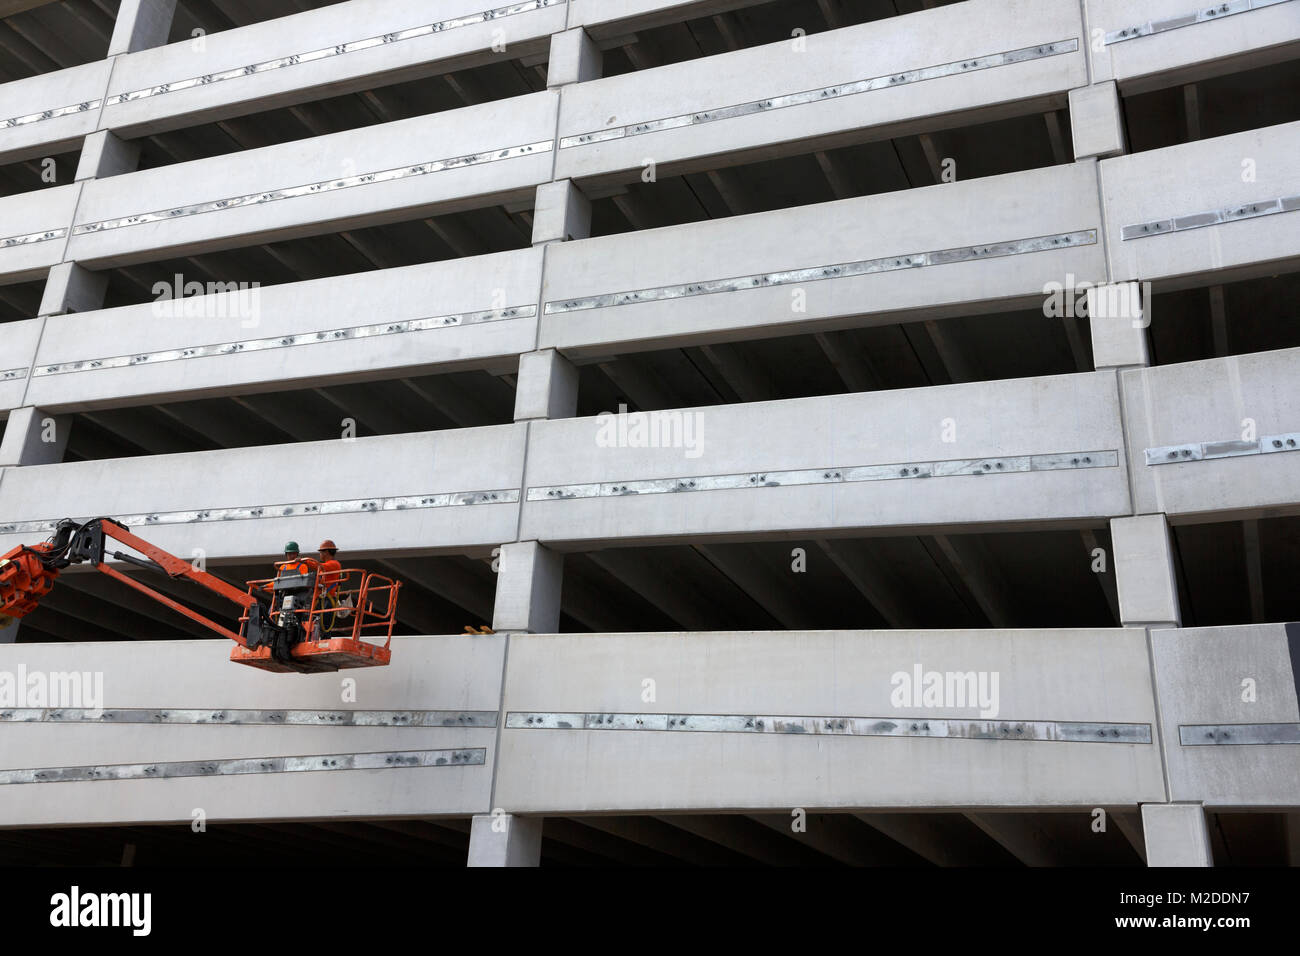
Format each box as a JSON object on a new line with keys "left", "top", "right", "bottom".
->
{"left": 318, "top": 540, "right": 337, "bottom": 552}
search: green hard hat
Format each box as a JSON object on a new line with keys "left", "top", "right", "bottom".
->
{"left": 284, "top": 541, "right": 300, "bottom": 554}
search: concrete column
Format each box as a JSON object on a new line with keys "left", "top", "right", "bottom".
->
{"left": 1087, "top": 281, "right": 1149, "bottom": 369}
{"left": 0, "top": 406, "right": 71, "bottom": 467}
{"left": 531, "top": 179, "right": 592, "bottom": 246}
{"left": 37, "top": 262, "right": 109, "bottom": 317}
{"left": 108, "top": 0, "right": 179, "bottom": 55}
{"left": 491, "top": 541, "right": 563, "bottom": 633}
{"left": 1068, "top": 81, "right": 1127, "bottom": 160}
{"left": 467, "top": 813, "right": 543, "bottom": 866}
{"left": 1141, "top": 804, "right": 1213, "bottom": 867}
{"left": 546, "top": 27, "right": 601, "bottom": 88}
{"left": 0, "top": 619, "right": 19, "bottom": 644}
{"left": 514, "top": 349, "right": 579, "bottom": 421}
{"left": 1111, "top": 514, "right": 1181, "bottom": 628}
{"left": 75, "top": 130, "right": 143, "bottom": 182}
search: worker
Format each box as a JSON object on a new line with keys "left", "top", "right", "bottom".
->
{"left": 275, "top": 541, "right": 317, "bottom": 580}
{"left": 316, "top": 539, "right": 352, "bottom": 633}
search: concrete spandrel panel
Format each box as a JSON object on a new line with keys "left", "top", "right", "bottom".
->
{"left": 556, "top": 0, "right": 1085, "bottom": 185}
{"left": 567, "top": 0, "right": 755, "bottom": 35}
{"left": 1087, "top": 0, "right": 1300, "bottom": 93}
{"left": 0, "top": 425, "right": 526, "bottom": 560}
{"left": 494, "top": 629, "right": 1165, "bottom": 812}
{"left": 0, "top": 317, "right": 40, "bottom": 412}
{"left": 104, "top": 0, "right": 566, "bottom": 137}
{"left": 1102, "top": 121, "right": 1300, "bottom": 286}
{"left": 1121, "top": 349, "right": 1300, "bottom": 520}
{"left": 0, "top": 61, "right": 109, "bottom": 165}
{"left": 1151, "top": 623, "right": 1300, "bottom": 807}
{"left": 520, "top": 371, "right": 1131, "bottom": 545}
{"left": 0, "top": 635, "right": 502, "bottom": 825}
{"left": 0, "top": 183, "right": 78, "bottom": 285}
{"left": 25, "top": 250, "right": 543, "bottom": 411}
{"left": 540, "top": 163, "right": 1104, "bottom": 357}
{"left": 66, "top": 92, "right": 558, "bottom": 269}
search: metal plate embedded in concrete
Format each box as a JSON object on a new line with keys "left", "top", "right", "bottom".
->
{"left": 1104, "top": 0, "right": 1294, "bottom": 46}
{"left": 1145, "top": 432, "right": 1300, "bottom": 465}
{"left": 0, "top": 227, "right": 67, "bottom": 249}
{"left": 1121, "top": 194, "right": 1299, "bottom": 240}
{"left": 527, "top": 449, "right": 1119, "bottom": 501}
{"left": 506, "top": 711, "right": 1151, "bottom": 743}
{"left": 1179, "top": 723, "right": 1300, "bottom": 745}
{"left": 0, "top": 487, "right": 521, "bottom": 536}
{"left": 1, "top": 99, "right": 101, "bottom": 131}
{"left": 0, "top": 707, "right": 499, "bottom": 728}
{"left": 0, "top": 748, "right": 487, "bottom": 786}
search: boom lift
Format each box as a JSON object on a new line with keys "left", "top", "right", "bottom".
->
{"left": 0, "top": 518, "right": 399, "bottom": 674}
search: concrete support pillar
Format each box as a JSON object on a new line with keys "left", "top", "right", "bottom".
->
{"left": 467, "top": 814, "right": 543, "bottom": 866}
{"left": 546, "top": 27, "right": 602, "bottom": 88}
{"left": 1068, "top": 81, "right": 1127, "bottom": 160}
{"left": 37, "top": 262, "right": 109, "bottom": 317}
{"left": 0, "top": 406, "right": 71, "bottom": 467}
{"left": 1087, "top": 281, "right": 1149, "bottom": 369}
{"left": 531, "top": 179, "right": 592, "bottom": 246}
{"left": 75, "top": 130, "right": 143, "bottom": 182}
{"left": 1141, "top": 804, "right": 1213, "bottom": 867}
{"left": 1111, "top": 514, "right": 1181, "bottom": 628}
{"left": 491, "top": 541, "right": 563, "bottom": 634}
{"left": 108, "top": 0, "right": 178, "bottom": 55}
{"left": 0, "top": 619, "right": 19, "bottom": 644}
{"left": 514, "top": 349, "right": 579, "bottom": 422}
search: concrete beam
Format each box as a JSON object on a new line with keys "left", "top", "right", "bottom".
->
{"left": 749, "top": 812, "right": 922, "bottom": 866}
{"left": 855, "top": 813, "right": 993, "bottom": 867}
{"left": 965, "top": 812, "right": 1069, "bottom": 867}
{"left": 1111, "top": 515, "right": 1181, "bottom": 628}
{"left": 1141, "top": 804, "right": 1212, "bottom": 867}
{"left": 654, "top": 814, "right": 820, "bottom": 866}
{"left": 467, "top": 814, "right": 542, "bottom": 867}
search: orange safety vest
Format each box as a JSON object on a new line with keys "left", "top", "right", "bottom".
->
{"left": 318, "top": 559, "right": 342, "bottom": 593}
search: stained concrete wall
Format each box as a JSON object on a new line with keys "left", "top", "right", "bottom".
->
{"left": 0, "top": 634, "right": 503, "bottom": 827}
{"left": 521, "top": 371, "right": 1131, "bottom": 545}
{"left": 1151, "top": 622, "right": 1300, "bottom": 806}
{"left": 493, "top": 628, "right": 1165, "bottom": 812}
{"left": 1121, "top": 347, "right": 1300, "bottom": 521}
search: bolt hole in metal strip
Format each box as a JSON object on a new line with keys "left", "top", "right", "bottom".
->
{"left": 1122, "top": 194, "right": 1300, "bottom": 241}
{"left": 559, "top": 39, "right": 1079, "bottom": 149}
{"left": 0, "top": 488, "right": 520, "bottom": 537}
{"left": 1145, "top": 432, "right": 1300, "bottom": 465}
{"left": 0, "top": 98, "right": 101, "bottom": 131}
{"left": 1180, "top": 723, "right": 1300, "bottom": 745}
{"left": 506, "top": 712, "right": 1151, "bottom": 743}
{"left": 543, "top": 231, "right": 1097, "bottom": 314}
{"left": 71, "top": 141, "right": 553, "bottom": 236}
{"left": 0, "top": 708, "right": 498, "bottom": 727}
{"left": 0, "top": 227, "right": 67, "bottom": 249}
{"left": 1105, "top": 0, "right": 1295, "bottom": 45}
{"left": 528, "top": 450, "right": 1118, "bottom": 501}
{"left": 0, "top": 748, "right": 487, "bottom": 786}
{"left": 32, "top": 305, "right": 536, "bottom": 378}
{"left": 107, "top": 0, "right": 567, "bottom": 108}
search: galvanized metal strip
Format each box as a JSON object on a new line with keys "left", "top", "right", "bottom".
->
{"left": 544, "top": 230, "right": 1097, "bottom": 315}
{"left": 0, "top": 748, "right": 487, "bottom": 786}
{"left": 1122, "top": 193, "right": 1298, "bottom": 241}
{"left": 0, "top": 367, "right": 28, "bottom": 383}
{"left": 32, "top": 305, "right": 536, "bottom": 378}
{"left": 1104, "top": 0, "right": 1293, "bottom": 45}
{"left": 559, "top": 39, "right": 1078, "bottom": 149}
{"left": 527, "top": 449, "right": 1117, "bottom": 502}
{"left": 1146, "top": 432, "right": 1300, "bottom": 466}
{"left": 506, "top": 711, "right": 1150, "bottom": 744}
{"left": 0, "top": 488, "right": 520, "bottom": 536}
{"left": 0, "top": 226, "right": 67, "bottom": 249}
{"left": 0, "top": 708, "right": 497, "bottom": 727}
{"left": 1179, "top": 722, "right": 1300, "bottom": 745}
{"left": 107, "top": 0, "right": 567, "bottom": 107}
{"left": 0, "top": 98, "right": 102, "bottom": 131}
{"left": 71, "top": 140, "right": 553, "bottom": 237}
